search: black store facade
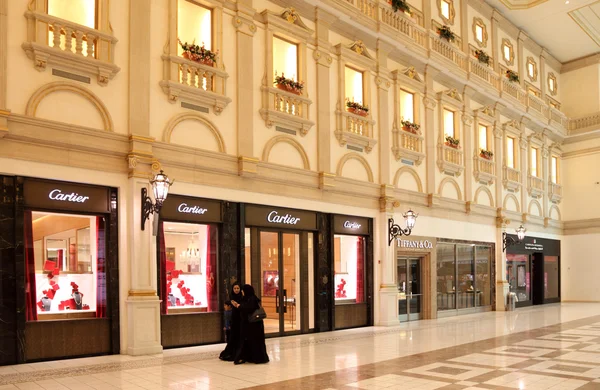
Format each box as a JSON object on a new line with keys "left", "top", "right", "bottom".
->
{"left": 157, "top": 194, "right": 239, "bottom": 348}
{"left": 506, "top": 235, "right": 561, "bottom": 307}
{"left": 0, "top": 176, "right": 119, "bottom": 365}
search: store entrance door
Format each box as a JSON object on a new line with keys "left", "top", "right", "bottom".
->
{"left": 397, "top": 257, "right": 422, "bottom": 322}
{"left": 256, "top": 230, "right": 306, "bottom": 336}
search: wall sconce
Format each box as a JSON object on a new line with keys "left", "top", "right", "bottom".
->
{"left": 388, "top": 210, "right": 418, "bottom": 246}
{"left": 141, "top": 170, "right": 173, "bottom": 231}
{"left": 503, "top": 224, "right": 526, "bottom": 252}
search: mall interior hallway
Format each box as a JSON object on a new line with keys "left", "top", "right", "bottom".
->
{"left": 2, "top": 303, "right": 600, "bottom": 389}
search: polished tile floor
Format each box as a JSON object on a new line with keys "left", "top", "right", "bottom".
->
{"left": 3, "top": 303, "right": 600, "bottom": 389}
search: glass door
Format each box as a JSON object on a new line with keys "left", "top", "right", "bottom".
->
{"left": 259, "top": 231, "right": 301, "bottom": 336}
{"left": 397, "top": 257, "right": 422, "bottom": 322}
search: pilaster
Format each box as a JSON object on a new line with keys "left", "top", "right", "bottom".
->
{"left": 234, "top": 1, "right": 257, "bottom": 161}
{"left": 542, "top": 141, "right": 549, "bottom": 218}
{"left": 0, "top": 0, "right": 7, "bottom": 109}
{"left": 460, "top": 0, "right": 469, "bottom": 54}
{"left": 495, "top": 214, "right": 509, "bottom": 311}
{"left": 378, "top": 185, "right": 399, "bottom": 326}
{"left": 517, "top": 32, "right": 525, "bottom": 90}
{"left": 314, "top": 8, "right": 336, "bottom": 177}
{"left": 424, "top": 65, "right": 440, "bottom": 195}
{"left": 519, "top": 135, "right": 528, "bottom": 214}
{"left": 493, "top": 124, "right": 503, "bottom": 204}
{"left": 376, "top": 40, "right": 394, "bottom": 185}
{"left": 491, "top": 11, "right": 500, "bottom": 74}
{"left": 462, "top": 87, "right": 475, "bottom": 203}
{"left": 540, "top": 50, "right": 548, "bottom": 99}
{"left": 126, "top": 0, "right": 162, "bottom": 356}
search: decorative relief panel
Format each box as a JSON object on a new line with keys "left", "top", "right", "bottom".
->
{"left": 22, "top": 0, "right": 120, "bottom": 85}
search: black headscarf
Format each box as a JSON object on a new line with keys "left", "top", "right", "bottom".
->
{"left": 241, "top": 284, "right": 257, "bottom": 300}
{"left": 230, "top": 282, "right": 243, "bottom": 303}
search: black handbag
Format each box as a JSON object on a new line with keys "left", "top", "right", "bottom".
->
{"left": 248, "top": 302, "right": 267, "bottom": 323}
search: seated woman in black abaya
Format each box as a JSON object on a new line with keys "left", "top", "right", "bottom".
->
{"left": 230, "top": 284, "right": 269, "bottom": 365}
{"left": 219, "top": 282, "right": 242, "bottom": 361}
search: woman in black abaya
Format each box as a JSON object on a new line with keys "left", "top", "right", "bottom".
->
{"left": 231, "top": 284, "right": 269, "bottom": 365}
{"left": 219, "top": 282, "right": 242, "bottom": 361}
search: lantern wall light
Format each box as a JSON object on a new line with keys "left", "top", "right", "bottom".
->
{"left": 141, "top": 170, "right": 173, "bottom": 231}
{"left": 503, "top": 224, "right": 526, "bottom": 252}
{"left": 388, "top": 210, "right": 418, "bottom": 246}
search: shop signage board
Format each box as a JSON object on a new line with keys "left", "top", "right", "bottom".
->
{"left": 161, "top": 194, "right": 222, "bottom": 223}
{"left": 24, "top": 179, "right": 110, "bottom": 213}
{"left": 333, "top": 215, "right": 370, "bottom": 235}
{"left": 396, "top": 237, "right": 436, "bottom": 250}
{"left": 245, "top": 205, "right": 317, "bottom": 230}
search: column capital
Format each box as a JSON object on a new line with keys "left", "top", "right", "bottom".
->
{"left": 375, "top": 75, "right": 392, "bottom": 91}
{"left": 423, "top": 96, "right": 437, "bottom": 110}
{"left": 379, "top": 185, "right": 399, "bottom": 212}
{"left": 313, "top": 50, "right": 333, "bottom": 67}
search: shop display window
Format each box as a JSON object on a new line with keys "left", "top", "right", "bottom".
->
{"left": 544, "top": 256, "right": 559, "bottom": 299}
{"left": 437, "top": 243, "right": 455, "bottom": 311}
{"left": 475, "top": 246, "right": 492, "bottom": 307}
{"left": 159, "top": 221, "right": 218, "bottom": 314}
{"left": 457, "top": 245, "right": 474, "bottom": 309}
{"left": 334, "top": 235, "right": 365, "bottom": 304}
{"left": 507, "top": 254, "right": 530, "bottom": 303}
{"left": 25, "top": 211, "right": 106, "bottom": 321}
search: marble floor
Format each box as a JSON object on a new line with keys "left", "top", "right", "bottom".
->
{"left": 2, "top": 303, "right": 600, "bottom": 389}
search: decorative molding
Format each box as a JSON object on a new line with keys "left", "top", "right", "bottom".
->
{"left": 501, "top": 38, "right": 515, "bottom": 66}
{"left": 547, "top": 72, "right": 558, "bottom": 96}
{"left": 438, "top": 177, "right": 463, "bottom": 201}
{"left": 25, "top": 81, "right": 114, "bottom": 131}
{"left": 526, "top": 57, "right": 538, "bottom": 82}
{"left": 527, "top": 199, "right": 543, "bottom": 217}
{"left": 280, "top": 7, "right": 309, "bottom": 29}
{"left": 497, "top": 0, "right": 549, "bottom": 11}
{"left": 393, "top": 166, "right": 424, "bottom": 193}
{"left": 474, "top": 185, "right": 495, "bottom": 207}
{"left": 472, "top": 17, "right": 488, "bottom": 48}
{"left": 336, "top": 152, "right": 374, "bottom": 183}
{"left": 162, "top": 112, "right": 226, "bottom": 153}
{"left": 503, "top": 193, "right": 521, "bottom": 213}
{"left": 437, "top": 0, "right": 456, "bottom": 25}
{"left": 261, "top": 134, "right": 310, "bottom": 170}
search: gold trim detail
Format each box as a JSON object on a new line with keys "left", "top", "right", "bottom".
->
{"left": 526, "top": 57, "right": 538, "bottom": 82}
{"left": 336, "top": 152, "right": 374, "bottom": 183}
{"left": 501, "top": 39, "right": 515, "bottom": 67}
{"left": 128, "top": 290, "right": 157, "bottom": 297}
{"left": 548, "top": 72, "right": 558, "bottom": 96}
{"left": 262, "top": 135, "right": 310, "bottom": 170}
{"left": 472, "top": 17, "right": 488, "bottom": 48}
{"left": 163, "top": 112, "right": 227, "bottom": 153}
{"left": 437, "top": 0, "right": 456, "bottom": 25}
{"left": 498, "top": 0, "right": 550, "bottom": 10}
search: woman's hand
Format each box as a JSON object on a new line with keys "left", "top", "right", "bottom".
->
{"left": 231, "top": 300, "right": 240, "bottom": 308}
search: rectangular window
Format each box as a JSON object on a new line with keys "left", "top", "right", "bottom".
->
{"left": 344, "top": 66, "right": 364, "bottom": 105}
{"left": 48, "top": 0, "right": 96, "bottom": 28}
{"left": 441, "top": 0, "right": 450, "bottom": 19}
{"left": 334, "top": 235, "right": 366, "bottom": 304}
{"left": 551, "top": 156, "right": 558, "bottom": 183}
{"left": 26, "top": 211, "right": 105, "bottom": 320}
{"left": 507, "top": 254, "right": 530, "bottom": 303}
{"left": 475, "top": 246, "right": 491, "bottom": 307}
{"left": 178, "top": 0, "right": 212, "bottom": 55}
{"left": 478, "top": 125, "right": 488, "bottom": 151}
{"left": 160, "top": 221, "right": 218, "bottom": 314}
{"left": 457, "top": 245, "right": 475, "bottom": 309}
{"left": 528, "top": 63, "right": 535, "bottom": 78}
{"left": 531, "top": 148, "right": 538, "bottom": 177}
{"left": 507, "top": 137, "right": 515, "bottom": 168}
{"left": 273, "top": 36, "right": 298, "bottom": 82}
{"left": 475, "top": 25, "right": 484, "bottom": 43}
{"left": 436, "top": 243, "right": 455, "bottom": 311}
{"left": 443, "top": 109, "right": 455, "bottom": 138}
{"left": 503, "top": 45, "right": 511, "bottom": 62}
{"left": 399, "top": 90, "right": 415, "bottom": 123}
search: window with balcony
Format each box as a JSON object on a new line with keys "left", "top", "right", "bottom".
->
{"left": 160, "top": 0, "right": 229, "bottom": 113}
{"left": 444, "top": 109, "right": 455, "bottom": 139}
{"left": 478, "top": 125, "right": 488, "bottom": 150}
{"left": 531, "top": 148, "right": 538, "bottom": 177}
{"left": 393, "top": 72, "right": 424, "bottom": 165}
{"left": 506, "top": 137, "right": 516, "bottom": 168}
{"left": 438, "top": 0, "right": 455, "bottom": 24}
{"left": 400, "top": 90, "right": 415, "bottom": 123}
{"left": 273, "top": 36, "right": 299, "bottom": 85}
{"left": 24, "top": 0, "right": 119, "bottom": 84}
{"left": 551, "top": 156, "right": 558, "bottom": 184}
{"left": 177, "top": 0, "right": 212, "bottom": 55}
{"left": 345, "top": 66, "right": 364, "bottom": 107}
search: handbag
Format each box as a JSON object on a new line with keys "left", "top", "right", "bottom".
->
{"left": 248, "top": 302, "right": 267, "bottom": 323}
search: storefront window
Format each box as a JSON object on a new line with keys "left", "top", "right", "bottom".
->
{"left": 457, "top": 245, "right": 474, "bottom": 309}
{"left": 475, "top": 246, "right": 491, "bottom": 307}
{"left": 507, "top": 254, "right": 529, "bottom": 303}
{"left": 437, "top": 243, "right": 455, "bottom": 311}
{"left": 25, "top": 211, "right": 106, "bottom": 320}
{"left": 545, "top": 256, "right": 559, "bottom": 299}
{"left": 159, "top": 221, "right": 218, "bottom": 314}
{"left": 334, "top": 235, "right": 365, "bottom": 303}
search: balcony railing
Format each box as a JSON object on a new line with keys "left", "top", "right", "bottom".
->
{"left": 503, "top": 166, "right": 521, "bottom": 191}
{"left": 468, "top": 59, "right": 500, "bottom": 91}
{"left": 430, "top": 34, "right": 468, "bottom": 71}
{"left": 500, "top": 79, "right": 527, "bottom": 106}
{"left": 23, "top": 10, "right": 120, "bottom": 85}
{"left": 260, "top": 85, "right": 314, "bottom": 136}
{"left": 474, "top": 156, "right": 495, "bottom": 184}
{"left": 393, "top": 129, "right": 425, "bottom": 165}
{"left": 336, "top": 111, "right": 377, "bottom": 153}
{"left": 160, "top": 54, "right": 231, "bottom": 114}
{"left": 549, "top": 181, "right": 562, "bottom": 203}
{"left": 569, "top": 112, "right": 600, "bottom": 133}
{"left": 528, "top": 175, "right": 544, "bottom": 198}
{"left": 437, "top": 144, "right": 464, "bottom": 175}
{"left": 549, "top": 107, "right": 568, "bottom": 131}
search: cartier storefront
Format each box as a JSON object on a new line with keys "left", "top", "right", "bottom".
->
{"left": 0, "top": 176, "right": 119, "bottom": 365}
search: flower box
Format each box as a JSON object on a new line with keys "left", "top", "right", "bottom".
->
{"left": 445, "top": 135, "right": 460, "bottom": 148}
{"left": 347, "top": 107, "right": 368, "bottom": 117}
{"left": 474, "top": 50, "right": 490, "bottom": 66}
{"left": 480, "top": 149, "right": 493, "bottom": 160}
{"left": 437, "top": 26, "right": 456, "bottom": 43}
{"left": 506, "top": 70, "right": 519, "bottom": 83}
{"left": 274, "top": 73, "right": 304, "bottom": 95}
{"left": 179, "top": 39, "right": 218, "bottom": 67}
{"left": 389, "top": 0, "right": 411, "bottom": 14}
{"left": 276, "top": 82, "right": 302, "bottom": 95}
{"left": 401, "top": 120, "right": 420, "bottom": 134}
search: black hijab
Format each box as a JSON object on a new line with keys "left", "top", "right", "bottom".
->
{"left": 241, "top": 284, "right": 257, "bottom": 301}
{"left": 230, "top": 282, "right": 243, "bottom": 303}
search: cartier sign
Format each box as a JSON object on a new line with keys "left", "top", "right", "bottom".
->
{"left": 396, "top": 238, "right": 435, "bottom": 250}
{"left": 333, "top": 215, "right": 370, "bottom": 235}
{"left": 24, "top": 179, "right": 110, "bottom": 213}
{"left": 245, "top": 205, "right": 317, "bottom": 230}
{"left": 160, "top": 195, "right": 222, "bottom": 223}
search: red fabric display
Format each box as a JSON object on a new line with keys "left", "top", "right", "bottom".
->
{"left": 335, "top": 279, "right": 347, "bottom": 298}
{"left": 166, "top": 260, "right": 175, "bottom": 272}
{"left": 82, "top": 304, "right": 90, "bottom": 310}
{"left": 37, "top": 301, "right": 43, "bottom": 310}
{"left": 171, "top": 270, "right": 182, "bottom": 279}
{"left": 43, "top": 260, "right": 56, "bottom": 272}
{"left": 52, "top": 283, "right": 60, "bottom": 291}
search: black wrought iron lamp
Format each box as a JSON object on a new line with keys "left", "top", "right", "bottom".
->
{"left": 141, "top": 170, "right": 173, "bottom": 231}
{"left": 502, "top": 224, "right": 526, "bottom": 252}
{"left": 388, "top": 210, "right": 418, "bottom": 246}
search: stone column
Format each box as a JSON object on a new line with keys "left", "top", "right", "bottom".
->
{"left": 460, "top": 0, "right": 469, "bottom": 54}
{"left": 495, "top": 218, "right": 509, "bottom": 311}
{"left": 491, "top": 12, "right": 500, "bottom": 74}
{"left": 234, "top": 1, "right": 258, "bottom": 176}
{"left": 314, "top": 8, "right": 336, "bottom": 188}
{"left": 378, "top": 187, "right": 399, "bottom": 325}
{"left": 542, "top": 142, "right": 549, "bottom": 218}
{"left": 424, "top": 66, "right": 439, "bottom": 195}
{"left": 493, "top": 125, "right": 503, "bottom": 207}
{"left": 376, "top": 40, "right": 395, "bottom": 186}
{"left": 520, "top": 135, "right": 528, "bottom": 213}
{"left": 125, "top": 0, "right": 162, "bottom": 356}
{"left": 462, "top": 87, "right": 475, "bottom": 204}
{"left": 540, "top": 50, "right": 548, "bottom": 100}
{"left": 517, "top": 32, "right": 525, "bottom": 90}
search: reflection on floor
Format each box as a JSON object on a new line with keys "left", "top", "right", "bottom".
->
{"left": 2, "top": 303, "right": 600, "bottom": 389}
